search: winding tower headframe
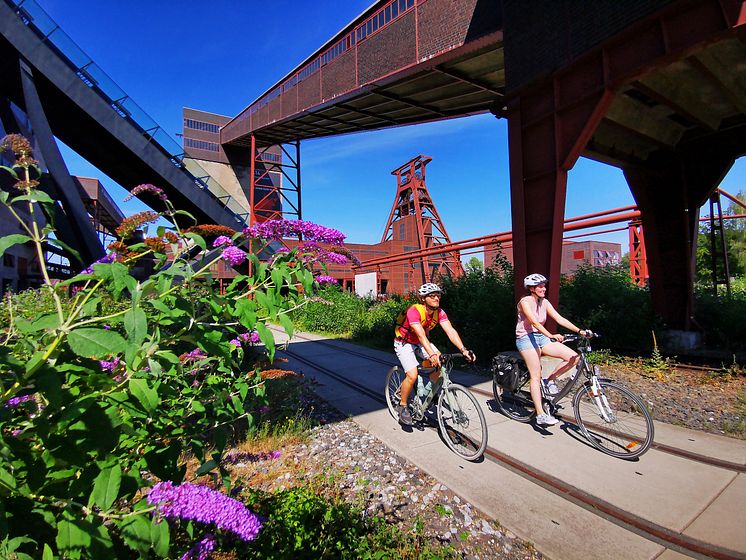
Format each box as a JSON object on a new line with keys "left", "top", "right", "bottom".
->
{"left": 381, "top": 155, "right": 463, "bottom": 284}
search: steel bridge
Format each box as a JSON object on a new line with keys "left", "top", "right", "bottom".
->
{"left": 218, "top": 0, "right": 746, "bottom": 331}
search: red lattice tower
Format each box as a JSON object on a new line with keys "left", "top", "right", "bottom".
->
{"left": 381, "top": 155, "right": 463, "bottom": 284}
{"left": 628, "top": 219, "right": 648, "bottom": 287}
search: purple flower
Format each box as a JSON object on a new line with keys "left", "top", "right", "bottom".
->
{"left": 212, "top": 236, "right": 233, "bottom": 248}
{"left": 258, "top": 405, "right": 271, "bottom": 414}
{"left": 125, "top": 183, "right": 169, "bottom": 203}
{"left": 230, "top": 330, "right": 260, "bottom": 348}
{"left": 82, "top": 252, "right": 117, "bottom": 275}
{"left": 4, "top": 394, "right": 35, "bottom": 408}
{"left": 147, "top": 482, "right": 262, "bottom": 542}
{"left": 221, "top": 246, "right": 247, "bottom": 266}
{"left": 99, "top": 356, "right": 121, "bottom": 372}
{"left": 182, "top": 348, "right": 208, "bottom": 362}
{"left": 243, "top": 219, "right": 345, "bottom": 246}
{"left": 314, "top": 275, "right": 338, "bottom": 285}
{"left": 181, "top": 534, "right": 216, "bottom": 560}
{"left": 223, "top": 450, "right": 281, "bottom": 464}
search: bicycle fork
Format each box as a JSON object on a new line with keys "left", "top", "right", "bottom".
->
{"left": 588, "top": 368, "right": 617, "bottom": 423}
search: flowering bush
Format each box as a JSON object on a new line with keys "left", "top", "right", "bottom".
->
{"left": 0, "top": 135, "right": 344, "bottom": 558}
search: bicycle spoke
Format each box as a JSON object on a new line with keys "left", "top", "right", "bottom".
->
{"left": 438, "top": 385, "right": 487, "bottom": 461}
{"left": 384, "top": 366, "right": 404, "bottom": 419}
{"left": 573, "top": 380, "right": 654, "bottom": 459}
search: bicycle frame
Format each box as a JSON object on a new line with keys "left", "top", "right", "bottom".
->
{"left": 410, "top": 354, "right": 458, "bottom": 421}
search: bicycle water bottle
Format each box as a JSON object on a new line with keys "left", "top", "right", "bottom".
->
{"left": 423, "top": 380, "right": 433, "bottom": 397}
{"left": 417, "top": 376, "right": 427, "bottom": 399}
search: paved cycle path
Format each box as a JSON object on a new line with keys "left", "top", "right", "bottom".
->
{"left": 271, "top": 330, "right": 746, "bottom": 560}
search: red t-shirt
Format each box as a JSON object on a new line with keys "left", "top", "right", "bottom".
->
{"left": 397, "top": 305, "right": 448, "bottom": 344}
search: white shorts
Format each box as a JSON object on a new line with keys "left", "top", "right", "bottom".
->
{"left": 394, "top": 340, "right": 439, "bottom": 373}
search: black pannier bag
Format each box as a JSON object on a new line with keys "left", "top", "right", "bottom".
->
{"left": 491, "top": 353, "right": 528, "bottom": 392}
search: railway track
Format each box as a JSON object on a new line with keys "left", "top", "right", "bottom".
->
{"left": 271, "top": 328, "right": 746, "bottom": 560}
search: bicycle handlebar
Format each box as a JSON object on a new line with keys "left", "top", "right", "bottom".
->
{"left": 555, "top": 332, "right": 599, "bottom": 344}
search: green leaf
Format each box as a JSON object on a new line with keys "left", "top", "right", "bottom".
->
{"left": 195, "top": 459, "right": 218, "bottom": 476}
{"left": 0, "top": 234, "right": 32, "bottom": 258}
{"left": 271, "top": 268, "right": 285, "bottom": 290}
{"left": 235, "top": 298, "right": 257, "bottom": 330}
{"left": 185, "top": 232, "right": 206, "bottom": 252}
{"left": 15, "top": 313, "right": 60, "bottom": 334}
{"left": 90, "top": 461, "right": 122, "bottom": 511}
{"left": 42, "top": 544, "right": 53, "bottom": 560}
{"left": 68, "top": 328, "right": 126, "bottom": 359}
{"left": 0, "top": 466, "right": 17, "bottom": 494}
{"left": 57, "top": 513, "right": 91, "bottom": 558}
{"left": 191, "top": 400, "right": 206, "bottom": 413}
{"left": 129, "top": 378, "right": 160, "bottom": 413}
{"left": 120, "top": 514, "right": 170, "bottom": 557}
{"left": 46, "top": 237, "right": 83, "bottom": 266}
{"left": 13, "top": 191, "right": 54, "bottom": 205}
{"left": 124, "top": 308, "right": 147, "bottom": 346}
{"left": 278, "top": 313, "right": 294, "bottom": 340}
{"left": 255, "top": 322, "right": 275, "bottom": 361}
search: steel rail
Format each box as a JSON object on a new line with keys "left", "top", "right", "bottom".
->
{"left": 270, "top": 328, "right": 746, "bottom": 473}
{"left": 273, "top": 335, "right": 746, "bottom": 560}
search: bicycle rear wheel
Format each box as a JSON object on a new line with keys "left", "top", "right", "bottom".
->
{"left": 437, "top": 385, "right": 488, "bottom": 461}
{"left": 492, "top": 375, "right": 534, "bottom": 423}
{"left": 573, "top": 380, "right": 654, "bottom": 459}
{"left": 384, "top": 366, "right": 404, "bottom": 419}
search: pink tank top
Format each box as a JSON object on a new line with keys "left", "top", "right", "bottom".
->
{"left": 515, "top": 296, "right": 546, "bottom": 338}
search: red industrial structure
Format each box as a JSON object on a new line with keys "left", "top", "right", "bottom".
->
{"left": 183, "top": 0, "right": 746, "bottom": 335}
{"left": 380, "top": 156, "right": 463, "bottom": 282}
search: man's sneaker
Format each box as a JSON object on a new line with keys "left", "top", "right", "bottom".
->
{"left": 542, "top": 379, "right": 560, "bottom": 395}
{"left": 536, "top": 412, "right": 559, "bottom": 426}
{"left": 397, "top": 404, "right": 413, "bottom": 426}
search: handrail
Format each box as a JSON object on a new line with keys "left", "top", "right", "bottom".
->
{"left": 5, "top": 0, "right": 250, "bottom": 226}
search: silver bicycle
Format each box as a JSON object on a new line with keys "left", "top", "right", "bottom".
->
{"left": 385, "top": 353, "right": 488, "bottom": 461}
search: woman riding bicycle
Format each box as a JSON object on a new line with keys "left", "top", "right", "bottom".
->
{"left": 516, "top": 273, "right": 590, "bottom": 426}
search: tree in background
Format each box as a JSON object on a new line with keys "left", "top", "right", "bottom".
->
{"left": 465, "top": 256, "right": 483, "bottom": 274}
{"left": 696, "top": 190, "right": 746, "bottom": 285}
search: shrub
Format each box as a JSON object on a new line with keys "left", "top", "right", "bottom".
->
{"left": 351, "top": 294, "right": 416, "bottom": 349}
{"left": 0, "top": 136, "right": 355, "bottom": 559}
{"left": 693, "top": 284, "right": 746, "bottom": 350}
{"left": 291, "top": 286, "right": 367, "bottom": 334}
{"left": 559, "top": 265, "right": 655, "bottom": 352}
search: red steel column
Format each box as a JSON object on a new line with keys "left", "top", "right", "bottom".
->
{"left": 508, "top": 71, "right": 613, "bottom": 306}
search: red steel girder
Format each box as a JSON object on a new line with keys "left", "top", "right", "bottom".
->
{"left": 507, "top": 0, "right": 746, "bottom": 319}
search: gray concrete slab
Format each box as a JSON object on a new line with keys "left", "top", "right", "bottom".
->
{"left": 682, "top": 473, "right": 746, "bottom": 553}
{"left": 484, "top": 417, "right": 738, "bottom": 531}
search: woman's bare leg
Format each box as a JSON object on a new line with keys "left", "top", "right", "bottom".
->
{"left": 519, "top": 347, "right": 544, "bottom": 415}
{"left": 541, "top": 342, "right": 578, "bottom": 382}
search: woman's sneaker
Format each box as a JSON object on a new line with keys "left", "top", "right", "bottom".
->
{"left": 542, "top": 379, "right": 559, "bottom": 395}
{"left": 397, "top": 404, "right": 413, "bottom": 426}
{"left": 536, "top": 412, "right": 559, "bottom": 426}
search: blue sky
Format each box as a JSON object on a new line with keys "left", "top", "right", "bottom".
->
{"left": 38, "top": 0, "right": 746, "bottom": 254}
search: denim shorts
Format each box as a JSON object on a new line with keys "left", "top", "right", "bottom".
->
{"left": 516, "top": 332, "right": 550, "bottom": 351}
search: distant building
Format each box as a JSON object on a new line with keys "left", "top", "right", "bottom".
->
{"left": 484, "top": 240, "right": 622, "bottom": 276}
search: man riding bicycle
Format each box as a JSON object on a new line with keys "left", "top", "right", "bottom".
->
{"left": 394, "top": 282, "right": 476, "bottom": 425}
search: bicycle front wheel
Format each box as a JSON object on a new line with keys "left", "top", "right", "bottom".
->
{"left": 573, "top": 380, "right": 654, "bottom": 459}
{"left": 437, "top": 385, "right": 488, "bottom": 461}
{"left": 384, "top": 366, "right": 404, "bottom": 420}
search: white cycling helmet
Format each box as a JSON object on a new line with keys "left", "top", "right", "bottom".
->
{"left": 523, "top": 273, "right": 548, "bottom": 288}
{"left": 418, "top": 282, "right": 442, "bottom": 296}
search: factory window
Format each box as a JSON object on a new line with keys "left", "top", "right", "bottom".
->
{"left": 184, "top": 119, "right": 220, "bottom": 134}
{"left": 184, "top": 138, "right": 219, "bottom": 152}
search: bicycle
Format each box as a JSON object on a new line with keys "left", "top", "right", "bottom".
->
{"left": 491, "top": 333, "right": 654, "bottom": 459}
{"left": 385, "top": 353, "right": 488, "bottom": 461}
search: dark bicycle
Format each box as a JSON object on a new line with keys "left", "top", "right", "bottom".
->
{"left": 491, "top": 333, "right": 654, "bottom": 459}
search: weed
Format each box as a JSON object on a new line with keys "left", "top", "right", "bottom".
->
{"left": 435, "top": 503, "right": 453, "bottom": 517}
